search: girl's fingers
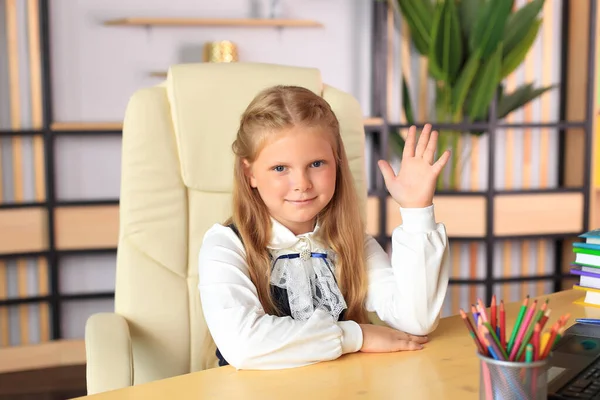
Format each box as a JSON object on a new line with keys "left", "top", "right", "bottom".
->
{"left": 414, "top": 124, "right": 431, "bottom": 158}
{"left": 423, "top": 130, "right": 438, "bottom": 164}
{"left": 432, "top": 150, "right": 452, "bottom": 175}
{"left": 403, "top": 126, "right": 417, "bottom": 158}
{"left": 394, "top": 340, "right": 424, "bottom": 351}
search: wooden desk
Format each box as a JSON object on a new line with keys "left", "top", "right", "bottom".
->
{"left": 76, "top": 290, "right": 598, "bottom": 400}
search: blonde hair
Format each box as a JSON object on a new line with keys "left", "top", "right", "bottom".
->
{"left": 228, "top": 85, "right": 369, "bottom": 324}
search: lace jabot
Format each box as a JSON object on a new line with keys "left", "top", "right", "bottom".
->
{"left": 267, "top": 218, "right": 347, "bottom": 321}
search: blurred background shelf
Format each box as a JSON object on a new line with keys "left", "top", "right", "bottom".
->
{"left": 50, "top": 122, "right": 123, "bottom": 131}
{"left": 51, "top": 118, "right": 385, "bottom": 132}
{"left": 103, "top": 17, "right": 324, "bottom": 28}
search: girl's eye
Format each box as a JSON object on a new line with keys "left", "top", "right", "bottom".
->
{"left": 273, "top": 165, "right": 286, "bottom": 172}
{"left": 311, "top": 161, "right": 324, "bottom": 168}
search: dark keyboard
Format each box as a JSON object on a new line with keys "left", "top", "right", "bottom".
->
{"left": 559, "top": 359, "right": 600, "bottom": 399}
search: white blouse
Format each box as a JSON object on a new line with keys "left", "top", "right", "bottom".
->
{"left": 198, "top": 205, "right": 449, "bottom": 370}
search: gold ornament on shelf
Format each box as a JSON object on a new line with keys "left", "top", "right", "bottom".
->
{"left": 203, "top": 41, "right": 238, "bottom": 63}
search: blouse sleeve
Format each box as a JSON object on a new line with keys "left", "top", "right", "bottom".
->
{"left": 364, "top": 205, "right": 450, "bottom": 335}
{"left": 198, "top": 225, "right": 364, "bottom": 370}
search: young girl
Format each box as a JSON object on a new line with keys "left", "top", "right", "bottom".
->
{"left": 198, "top": 85, "right": 451, "bottom": 370}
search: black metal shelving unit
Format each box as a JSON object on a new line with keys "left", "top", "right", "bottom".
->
{"left": 0, "top": 0, "right": 597, "bottom": 340}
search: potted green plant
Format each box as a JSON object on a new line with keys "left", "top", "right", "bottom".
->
{"left": 391, "top": 0, "right": 555, "bottom": 189}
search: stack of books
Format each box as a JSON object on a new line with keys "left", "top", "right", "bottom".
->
{"left": 572, "top": 228, "right": 600, "bottom": 306}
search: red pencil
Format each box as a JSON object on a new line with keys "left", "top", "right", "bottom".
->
{"left": 541, "top": 321, "right": 560, "bottom": 359}
{"left": 538, "top": 309, "right": 551, "bottom": 330}
{"left": 491, "top": 295, "right": 497, "bottom": 331}
{"left": 533, "top": 322, "right": 541, "bottom": 361}
{"left": 500, "top": 300, "right": 506, "bottom": 348}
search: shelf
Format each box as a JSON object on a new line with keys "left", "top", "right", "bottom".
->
{"left": 50, "top": 122, "right": 123, "bottom": 131}
{"left": 0, "top": 339, "right": 85, "bottom": 374}
{"left": 103, "top": 17, "right": 324, "bottom": 28}
{"left": 51, "top": 118, "right": 382, "bottom": 131}
{"left": 363, "top": 117, "right": 384, "bottom": 127}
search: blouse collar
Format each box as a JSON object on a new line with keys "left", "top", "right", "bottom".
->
{"left": 267, "top": 217, "right": 321, "bottom": 251}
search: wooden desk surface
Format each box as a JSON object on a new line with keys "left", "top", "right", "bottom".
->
{"left": 77, "top": 290, "right": 599, "bottom": 400}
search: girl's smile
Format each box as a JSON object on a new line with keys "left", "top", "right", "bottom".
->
{"left": 243, "top": 125, "right": 337, "bottom": 235}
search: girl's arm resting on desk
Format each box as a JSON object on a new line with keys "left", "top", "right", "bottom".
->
{"left": 198, "top": 225, "right": 363, "bottom": 370}
{"left": 364, "top": 205, "right": 450, "bottom": 336}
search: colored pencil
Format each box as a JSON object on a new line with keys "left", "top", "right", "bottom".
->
{"left": 525, "top": 343, "right": 534, "bottom": 362}
{"left": 532, "top": 323, "right": 540, "bottom": 361}
{"left": 460, "top": 309, "right": 486, "bottom": 355}
{"left": 538, "top": 309, "right": 551, "bottom": 331}
{"left": 500, "top": 300, "right": 506, "bottom": 348}
{"left": 471, "top": 304, "right": 479, "bottom": 326}
{"left": 477, "top": 299, "right": 489, "bottom": 323}
{"left": 515, "top": 301, "right": 545, "bottom": 361}
{"left": 461, "top": 294, "right": 571, "bottom": 365}
{"left": 483, "top": 322, "right": 508, "bottom": 359}
{"left": 541, "top": 321, "right": 560, "bottom": 359}
{"left": 507, "top": 296, "right": 529, "bottom": 354}
{"left": 480, "top": 326, "right": 501, "bottom": 361}
{"left": 539, "top": 332, "right": 550, "bottom": 358}
{"left": 491, "top": 295, "right": 497, "bottom": 331}
{"left": 509, "top": 300, "right": 538, "bottom": 361}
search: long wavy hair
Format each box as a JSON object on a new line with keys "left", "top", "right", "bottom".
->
{"left": 228, "top": 85, "right": 369, "bottom": 324}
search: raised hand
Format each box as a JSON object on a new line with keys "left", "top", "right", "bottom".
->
{"left": 377, "top": 124, "right": 451, "bottom": 209}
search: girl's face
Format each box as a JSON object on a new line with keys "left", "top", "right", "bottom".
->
{"left": 244, "top": 125, "right": 337, "bottom": 235}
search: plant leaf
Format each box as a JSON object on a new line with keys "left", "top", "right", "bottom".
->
{"left": 469, "top": 0, "right": 513, "bottom": 59}
{"left": 467, "top": 43, "right": 503, "bottom": 121}
{"left": 459, "top": 0, "right": 484, "bottom": 43}
{"left": 441, "top": 0, "right": 464, "bottom": 84}
{"left": 402, "top": 74, "right": 415, "bottom": 125}
{"left": 396, "top": 0, "right": 433, "bottom": 55}
{"left": 501, "top": 19, "right": 542, "bottom": 78}
{"left": 427, "top": 1, "right": 446, "bottom": 81}
{"left": 451, "top": 49, "right": 481, "bottom": 117}
{"left": 498, "top": 84, "right": 556, "bottom": 118}
{"left": 503, "top": 0, "right": 544, "bottom": 57}
{"left": 429, "top": 0, "right": 463, "bottom": 84}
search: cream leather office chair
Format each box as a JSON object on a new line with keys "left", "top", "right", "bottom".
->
{"left": 84, "top": 62, "right": 368, "bottom": 395}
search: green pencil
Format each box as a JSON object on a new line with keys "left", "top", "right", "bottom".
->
{"left": 507, "top": 296, "right": 529, "bottom": 354}
{"left": 525, "top": 343, "right": 534, "bottom": 363}
{"left": 515, "top": 300, "right": 547, "bottom": 361}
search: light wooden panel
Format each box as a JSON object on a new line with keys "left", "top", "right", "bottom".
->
{"left": 27, "top": 0, "right": 45, "bottom": 202}
{"left": 494, "top": 193, "right": 584, "bottom": 236}
{"left": 564, "top": 1, "right": 589, "bottom": 187}
{"left": 50, "top": 122, "right": 123, "bottom": 131}
{"left": 55, "top": 205, "right": 119, "bottom": 250}
{"left": 591, "top": 3, "right": 600, "bottom": 228}
{"left": 366, "top": 196, "right": 379, "bottom": 236}
{"left": 363, "top": 117, "right": 384, "bottom": 127}
{"left": 386, "top": 196, "right": 486, "bottom": 237}
{"left": 103, "top": 18, "right": 323, "bottom": 28}
{"left": 53, "top": 120, "right": 384, "bottom": 131}
{"left": 0, "top": 208, "right": 47, "bottom": 254}
{"left": 0, "top": 339, "right": 85, "bottom": 374}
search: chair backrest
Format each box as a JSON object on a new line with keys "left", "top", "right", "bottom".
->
{"left": 115, "top": 62, "right": 367, "bottom": 385}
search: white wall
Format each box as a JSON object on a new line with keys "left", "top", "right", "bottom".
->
{"left": 49, "top": 0, "right": 373, "bottom": 122}
{"left": 48, "top": 0, "right": 374, "bottom": 339}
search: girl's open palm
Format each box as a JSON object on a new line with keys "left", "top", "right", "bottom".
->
{"left": 378, "top": 124, "right": 451, "bottom": 208}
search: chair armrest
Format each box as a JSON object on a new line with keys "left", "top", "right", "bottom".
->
{"left": 85, "top": 312, "right": 133, "bottom": 395}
